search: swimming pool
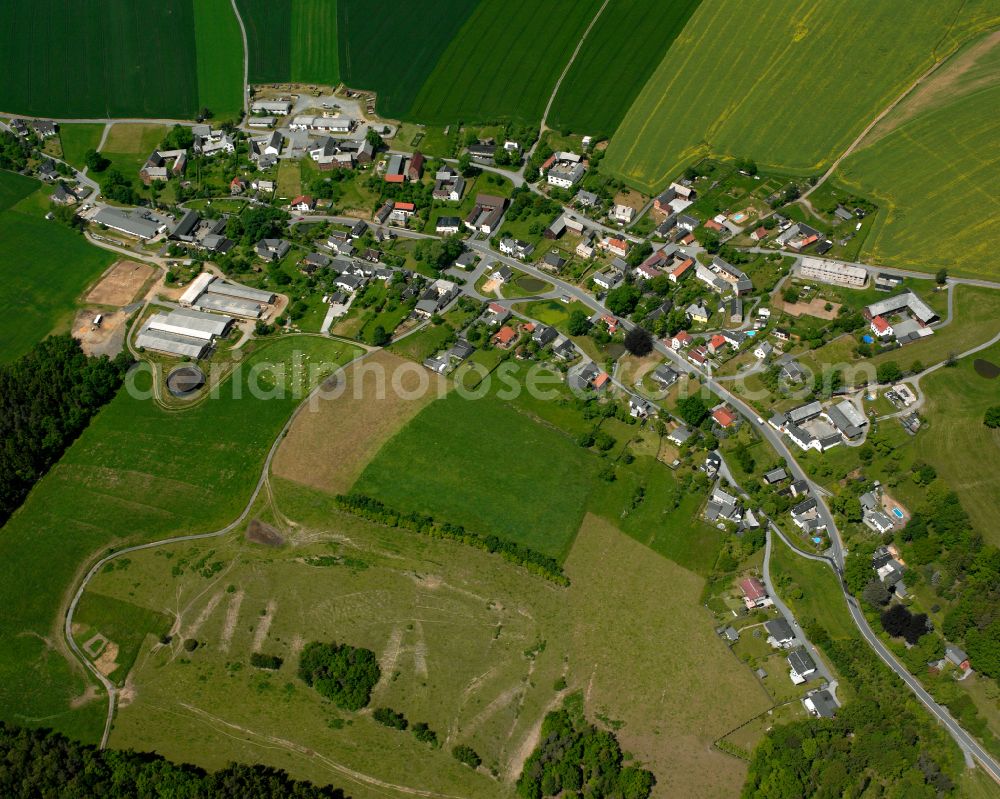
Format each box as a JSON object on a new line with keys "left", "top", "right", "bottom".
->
{"left": 745, "top": 330, "right": 758, "bottom": 337}
{"left": 892, "top": 507, "right": 904, "bottom": 519}
{"left": 862, "top": 335, "right": 874, "bottom": 344}
{"left": 732, "top": 212, "right": 748, "bottom": 222}
{"left": 812, "top": 537, "right": 823, "bottom": 544}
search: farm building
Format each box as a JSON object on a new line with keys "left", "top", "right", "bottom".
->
{"left": 798, "top": 257, "right": 867, "bottom": 288}
{"left": 135, "top": 308, "right": 234, "bottom": 359}
{"left": 92, "top": 206, "right": 170, "bottom": 240}
{"left": 179, "top": 273, "right": 275, "bottom": 320}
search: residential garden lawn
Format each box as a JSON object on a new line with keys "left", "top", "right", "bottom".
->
{"left": 236, "top": 0, "right": 291, "bottom": 83}
{"left": 387, "top": 322, "right": 456, "bottom": 363}
{"left": 0, "top": 336, "right": 361, "bottom": 744}
{"left": 75, "top": 481, "right": 767, "bottom": 799}
{"left": 513, "top": 299, "right": 591, "bottom": 329}
{"left": 833, "top": 29, "right": 1000, "bottom": 280}
{"left": 768, "top": 534, "right": 856, "bottom": 642}
{"left": 406, "top": 0, "right": 602, "bottom": 126}
{"left": 193, "top": 0, "right": 244, "bottom": 118}
{"left": 353, "top": 389, "right": 602, "bottom": 561}
{"left": 275, "top": 158, "right": 303, "bottom": 199}
{"left": 0, "top": 0, "right": 200, "bottom": 117}
{"left": 603, "top": 0, "right": 996, "bottom": 193}
{"left": 547, "top": 0, "right": 701, "bottom": 138}
{"left": 101, "top": 124, "right": 172, "bottom": 179}
{"left": 58, "top": 124, "right": 106, "bottom": 171}
{"left": 393, "top": 123, "right": 458, "bottom": 159}
{"left": 498, "top": 272, "right": 554, "bottom": 300}
{"left": 919, "top": 339, "right": 1000, "bottom": 545}
{"left": 0, "top": 174, "right": 116, "bottom": 362}
{"left": 290, "top": 0, "right": 340, "bottom": 84}
{"left": 338, "top": 0, "right": 478, "bottom": 120}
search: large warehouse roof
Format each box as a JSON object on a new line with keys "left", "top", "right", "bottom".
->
{"left": 179, "top": 272, "right": 215, "bottom": 305}
{"left": 93, "top": 206, "right": 169, "bottom": 239}
{"left": 147, "top": 309, "right": 232, "bottom": 341}
{"left": 194, "top": 292, "right": 263, "bottom": 318}
{"left": 207, "top": 279, "right": 275, "bottom": 303}
{"left": 136, "top": 327, "right": 208, "bottom": 358}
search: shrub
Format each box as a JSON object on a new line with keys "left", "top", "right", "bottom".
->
{"left": 412, "top": 722, "right": 438, "bottom": 747}
{"left": 373, "top": 707, "right": 408, "bottom": 730}
{"left": 183, "top": 638, "right": 199, "bottom": 652}
{"left": 452, "top": 744, "right": 482, "bottom": 769}
{"left": 250, "top": 652, "right": 283, "bottom": 670}
{"left": 298, "top": 641, "right": 380, "bottom": 711}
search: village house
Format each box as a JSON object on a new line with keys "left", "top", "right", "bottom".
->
{"left": 464, "top": 194, "right": 506, "bottom": 235}
{"left": 740, "top": 577, "right": 770, "bottom": 609}
{"left": 544, "top": 151, "right": 586, "bottom": 188}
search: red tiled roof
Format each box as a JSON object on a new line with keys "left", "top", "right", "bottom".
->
{"left": 704, "top": 219, "right": 723, "bottom": 231}
{"left": 753, "top": 226, "right": 768, "bottom": 238}
{"left": 671, "top": 258, "right": 694, "bottom": 278}
{"left": 872, "top": 315, "right": 891, "bottom": 333}
{"left": 710, "top": 334, "right": 727, "bottom": 350}
{"left": 673, "top": 331, "right": 691, "bottom": 344}
{"left": 740, "top": 577, "right": 767, "bottom": 600}
{"left": 713, "top": 407, "right": 737, "bottom": 427}
{"left": 488, "top": 302, "right": 506, "bottom": 314}
{"left": 394, "top": 201, "right": 415, "bottom": 211}
{"left": 495, "top": 326, "right": 517, "bottom": 344}
{"left": 593, "top": 372, "right": 609, "bottom": 388}
{"left": 385, "top": 173, "right": 404, "bottom": 183}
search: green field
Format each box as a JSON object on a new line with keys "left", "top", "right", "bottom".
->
{"left": 0, "top": 337, "right": 361, "bottom": 743}
{"left": 290, "top": 0, "right": 340, "bottom": 84}
{"left": 100, "top": 124, "right": 172, "bottom": 180}
{"left": 58, "top": 124, "right": 106, "bottom": 171}
{"left": 0, "top": 0, "right": 200, "bottom": 118}
{"left": 834, "top": 33, "right": 1000, "bottom": 279}
{"left": 193, "top": 0, "right": 245, "bottom": 117}
{"left": 0, "top": 173, "right": 116, "bottom": 362}
{"left": 237, "top": 0, "right": 292, "bottom": 83}
{"left": 603, "top": 0, "right": 995, "bottom": 193}
{"left": 338, "top": 0, "right": 478, "bottom": 119}
{"left": 405, "top": 0, "right": 602, "bottom": 126}
{"left": 919, "top": 339, "right": 1000, "bottom": 545}
{"left": 354, "top": 389, "right": 601, "bottom": 561}
{"left": 546, "top": 0, "right": 701, "bottom": 138}
{"left": 76, "top": 478, "right": 767, "bottom": 799}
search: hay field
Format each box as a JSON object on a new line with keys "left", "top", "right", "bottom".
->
{"left": 603, "top": 0, "right": 989, "bottom": 193}
{"left": 834, "top": 31, "right": 1000, "bottom": 279}
{"left": 0, "top": 0, "right": 200, "bottom": 118}
{"left": 0, "top": 337, "right": 361, "bottom": 744}
{"left": 272, "top": 350, "right": 447, "bottom": 494}
{"left": 83, "top": 480, "right": 768, "bottom": 799}
{"left": 406, "top": 0, "right": 602, "bottom": 126}
{"left": 0, "top": 173, "right": 116, "bottom": 362}
{"left": 546, "top": 0, "right": 701, "bottom": 138}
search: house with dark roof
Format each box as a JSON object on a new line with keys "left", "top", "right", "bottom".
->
{"left": 804, "top": 689, "right": 838, "bottom": 718}
{"left": 787, "top": 649, "right": 817, "bottom": 684}
{"left": 765, "top": 618, "right": 795, "bottom": 648}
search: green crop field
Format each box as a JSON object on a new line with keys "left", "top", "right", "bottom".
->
{"left": 603, "top": 0, "right": 994, "bottom": 194}
{"left": 0, "top": 337, "right": 361, "bottom": 743}
{"left": 338, "top": 0, "right": 478, "bottom": 120}
{"left": 0, "top": 173, "right": 116, "bottom": 362}
{"left": 76, "top": 477, "right": 767, "bottom": 799}
{"left": 546, "top": 0, "right": 701, "bottom": 139}
{"left": 0, "top": 0, "right": 200, "bottom": 118}
{"left": 58, "top": 124, "right": 106, "bottom": 171}
{"left": 920, "top": 339, "right": 1000, "bottom": 545}
{"left": 237, "top": 0, "right": 292, "bottom": 83}
{"left": 405, "top": 0, "right": 602, "bottom": 126}
{"left": 290, "top": 0, "right": 340, "bottom": 84}
{"left": 835, "top": 33, "right": 1000, "bottom": 280}
{"left": 193, "top": 0, "right": 245, "bottom": 117}
{"left": 354, "top": 389, "right": 601, "bottom": 561}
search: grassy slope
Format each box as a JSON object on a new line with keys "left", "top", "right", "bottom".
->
{"left": 919, "top": 339, "right": 1000, "bottom": 545}
{"left": 193, "top": 0, "right": 245, "bottom": 118}
{"left": 290, "top": 0, "right": 340, "bottom": 84}
{"left": 546, "top": 0, "right": 701, "bottom": 139}
{"left": 0, "top": 0, "right": 199, "bottom": 118}
{"left": 86, "top": 482, "right": 766, "bottom": 799}
{"left": 100, "top": 124, "right": 172, "bottom": 178}
{"left": 337, "top": 0, "right": 479, "bottom": 120}
{"left": 603, "top": 0, "right": 988, "bottom": 193}
{"left": 0, "top": 337, "right": 360, "bottom": 743}
{"left": 58, "top": 124, "right": 106, "bottom": 171}
{"left": 405, "top": 0, "right": 601, "bottom": 126}
{"left": 0, "top": 174, "right": 115, "bottom": 362}
{"left": 834, "top": 33, "right": 1000, "bottom": 279}
{"left": 236, "top": 0, "right": 292, "bottom": 83}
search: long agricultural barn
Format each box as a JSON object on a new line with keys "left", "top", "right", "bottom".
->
{"left": 92, "top": 206, "right": 171, "bottom": 240}
{"left": 135, "top": 308, "right": 234, "bottom": 358}
{"left": 179, "top": 273, "right": 276, "bottom": 319}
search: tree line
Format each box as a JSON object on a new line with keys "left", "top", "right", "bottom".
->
{"left": 334, "top": 493, "right": 569, "bottom": 585}
{"left": 0, "top": 335, "right": 132, "bottom": 525}
{"left": 0, "top": 722, "right": 348, "bottom": 798}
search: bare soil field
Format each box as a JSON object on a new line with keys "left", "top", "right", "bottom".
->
{"left": 778, "top": 297, "right": 842, "bottom": 319}
{"left": 271, "top": 350, "right": 448, "bottom": 494}
{"left": 85, "top": 260, "right": 156, "bottom": 306}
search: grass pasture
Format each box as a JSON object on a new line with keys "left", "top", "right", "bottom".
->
{"left": 193, "top": 0, "right": 245, "bottom": 118}
{"left": 237, "top": 0, "right": 292, "bottom": 83}
{"left": 0, "top": 173, "right": 116, "bottom": 362}
{"left": 406, "top": 0, "right": 602, "bottom": 126}
{"left": 59, "top": 125, "right": 106, "bottom": 171}
{"left": 79, "top": 479, "right": 768, "bottom": 799}
{"left": 835, "top": 33, "right": 1000, "bottom": 279}
{"left": 0, "top": 337, "right": 361, "bottom": 743}
{"left": 101, "top": 124, "right": 172, "bottom": 179}
{"left": 604, "top": 0, "right": 990, "bottom": 193}
{"left": 338, "top": 0, "right": 479, "bottom": 120}
{"left": 547, "top": 0, "right": 701, "bottom": 138}
{"left": 290, "top": 0, "right": 340, "bottom": 84}
{"left": 0, "top": 0, "right": 199, "bottom": 118}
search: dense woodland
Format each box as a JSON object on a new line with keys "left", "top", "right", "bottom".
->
{"left": 298, "top": 641, "right": 380, "bottom": 711}
{"left": 0, "top": 335, "right": 131, "bottom": 525}
{"left": 0, "top": 722, "right": 347, "bottom": 797}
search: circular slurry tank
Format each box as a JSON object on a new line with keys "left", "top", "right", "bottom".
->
{"left": 166, "top": 364, "right": 206, "bottom": 398}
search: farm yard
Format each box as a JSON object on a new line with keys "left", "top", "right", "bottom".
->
{"left": 0, "top": 172, "right": 116, "bottom": 362}
{"left": 0, "top": 337, "right": 361, "bottom": 745}
{"left": 193, "top": 0, "right": 245, "bottom": 118}
{"left": 405, "top": 0, "right": 603, "bottom": 126}
{"left": 0, "top": 0, "right": 201, "bottom": 118}
{"left": 74, "top": 475, "right": 768, "bottom": 799}
{"left": 603, "top": 0, "right": 996, "bottom": 193}
{"left": 337, "top": 0, "right": 478, "bottom": 120}
{"left": 546, "top": 0, "right": 701, "bottom": 139}
{"left": 834, "top": 31, "right": 1000, "bottom": 280}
